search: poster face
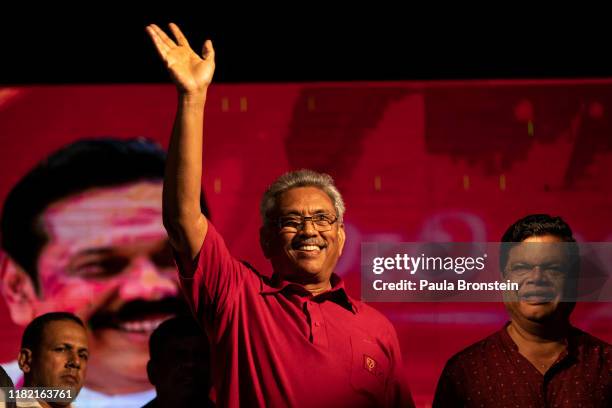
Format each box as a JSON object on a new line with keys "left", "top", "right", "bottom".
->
{"left": 1, "top": 82, "right": 610, "bottom": 406}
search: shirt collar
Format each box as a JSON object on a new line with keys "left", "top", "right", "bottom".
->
{"left": 260, "top": 273, "right": 358, "bottom": 313}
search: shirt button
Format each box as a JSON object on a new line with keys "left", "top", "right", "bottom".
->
{"left": 314, "top": 321, "right": 321, "bottom": 327}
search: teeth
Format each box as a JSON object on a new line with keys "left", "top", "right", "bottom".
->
{"left": 299, "top": 245, "right": 320, "bottom": 251}
{"left": 118, "top": 318, "right": 166, "bottom": 333}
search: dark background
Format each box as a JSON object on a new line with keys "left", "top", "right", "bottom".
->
{"left": 2, "top": 7, "right": 611, "bottom": 84}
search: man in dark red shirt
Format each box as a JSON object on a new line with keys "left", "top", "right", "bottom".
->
{"left": 433, "top": 214, "right": 612, "bottom": 407}
{"left": 145, "top": 23, "right": 413, "bottom": 407}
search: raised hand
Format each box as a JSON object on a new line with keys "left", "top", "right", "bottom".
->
{"left": 146, "top": 23, "right": 215, "bottom": 95}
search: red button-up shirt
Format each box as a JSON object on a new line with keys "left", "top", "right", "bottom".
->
{"left": 180, "top": 223, "right": 413, "bottom": 407}
{"left": 433, "top": 323, "right": 612, "bottom": 407}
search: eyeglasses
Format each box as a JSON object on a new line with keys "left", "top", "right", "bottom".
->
{"left": 506, "top": 263, "right": 567, "bottom": 278}
{"left": 276, "top": 213, "right": 338, "bottom": 232}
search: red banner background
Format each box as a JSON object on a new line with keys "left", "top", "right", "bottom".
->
{"left": 1, "top": 82, "right": 611, "bottom": 405}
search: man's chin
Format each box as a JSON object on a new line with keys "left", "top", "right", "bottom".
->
{"left": 517, "top": 301, "right": 561, "bottom": 321}
{"left": 293, "top": 263, "right": 331, "bottom": 280}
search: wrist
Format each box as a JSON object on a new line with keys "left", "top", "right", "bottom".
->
{"left": 178, "top": 89, "right": 208, "bottom": 106}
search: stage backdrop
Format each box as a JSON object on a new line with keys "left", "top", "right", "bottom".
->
{"left": 1, "top": 81, "right": 611, "bottom": 406}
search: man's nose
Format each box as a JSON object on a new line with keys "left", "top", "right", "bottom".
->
{"left": 66, "top": 352, "right": 81, "bottom": 369}
{"left": 119, "top": 257, "right": 177, "bottom": 300}
{"left": 299, "top": 218, "right": 319, "bottom": 236}
{"left": 526, "top": 265, "right": 548, "bottom": 284}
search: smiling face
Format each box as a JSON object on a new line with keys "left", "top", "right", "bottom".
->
{"left": 262, "top": 186, "right": 345, "bottom": 285}
{"left": 4, "top": 181, "right": 181, "bottom": 392}
{"left": 503, "top": 235, "right": 573, "bottom": 324}
{"left": 21, "top": 319, "right": 89, "bottom": 400}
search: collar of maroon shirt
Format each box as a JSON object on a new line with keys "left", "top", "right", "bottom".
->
{"left": 499, "top": 321, "right": 579, "bottom": 374}
{"left": 258, "top": 271, "right": 359, "bottom": 314}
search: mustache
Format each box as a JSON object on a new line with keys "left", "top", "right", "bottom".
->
{"left": 518, "top": 286, "right": 558, "bottom": 302}
{"left": 516, "top": 279, "right": 555, "bottom": 291}
{"left": 89, "top": 296, "right": 190, "bottom": 329}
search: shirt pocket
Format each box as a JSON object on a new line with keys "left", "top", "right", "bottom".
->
{"left": 349, "top": 336, "right": 389, "bottom": 400}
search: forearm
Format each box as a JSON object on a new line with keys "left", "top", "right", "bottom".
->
{"left": 163, "top": 90, "right": 208, "bottom": 260}
{"left": 146, "top": 23, "right": 215, "bottom": 271}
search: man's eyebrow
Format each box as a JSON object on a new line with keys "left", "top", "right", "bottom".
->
{"left": 56, "top": 343, "right": 88, "bottom": 350}
{"left": 73, "top": 247, "right": 116, "bottom": 257}
{"left": 280, "top": 211, "right": 302, "bottom": 216}
{"left": 279, "top": 215, "right": 300, "bottom": 219}
{"left": 280, "top": 209, "right": 332, "bottom": 216}
{"left": 55, "top": 343, "right": 74, "bottom": 349}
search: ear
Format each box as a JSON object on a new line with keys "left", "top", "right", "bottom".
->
{"left": 18, "top": 348, "right": 33, "bottom": 374}
{"left": 259, "top": 226, "right": 273, "bottom": 259}
{"left": 337, "top": 223, "right": 346, "bottom": 257}
{"left": 146, "top": 360, "right": 157, "bottom": 386}
{"left": 1, "top": 254, "right": 39, "bottom": 326}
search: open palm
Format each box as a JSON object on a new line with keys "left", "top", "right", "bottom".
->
{"left": 146, "top": 23, "right": 215, "bottom": 94}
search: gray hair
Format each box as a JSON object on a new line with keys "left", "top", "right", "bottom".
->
{"left": 260, "top": 169, "right": 346, "bottom": 225}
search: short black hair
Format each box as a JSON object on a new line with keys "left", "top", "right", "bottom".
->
{"left": 499, "top": 214, "right": 579, "bottom": 275}
{"left": 21, "top": 312, "right": 85, "bottom": 352}
{"left": 148, "top": 316, "right": 205, "bottom": 362}
{"left": 0, "top": 138, "right": 209, "bottom": 290}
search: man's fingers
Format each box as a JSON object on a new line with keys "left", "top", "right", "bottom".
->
{"left": 202, "top": 39, "right": 215, "bottom": 60}
{"left": 147, "top": 24, "right": 177, "bottom": 49}
{"left": 169, "top": 22, "right": 190, "bottom": 47}
{"left": 146, "top": 25, "right": 170, "bottom": 59}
